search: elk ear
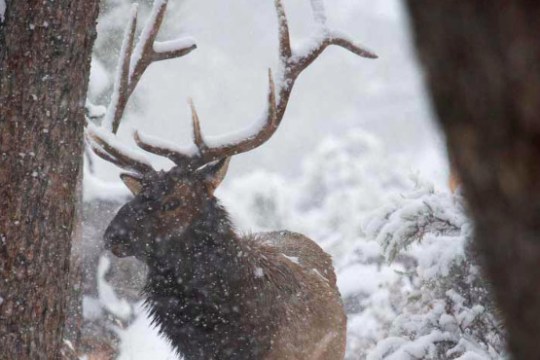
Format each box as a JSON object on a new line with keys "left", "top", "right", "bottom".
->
{"left": 120, "top": 173, "right": 144, "bottom": 195}
{"left": 199, "top": 157, "right": 231, "bottom": 193}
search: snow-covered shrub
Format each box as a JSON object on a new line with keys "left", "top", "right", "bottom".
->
{"left": 364, "top": 181, "right": 505, "bottom": 360}
{"left": 222, "top": 129, "right": 409, "bottom": 263}
{"left": 219, "top": 129, "right": 506, "bottom": 359}
{"left": 295, "top": 130, "right": 410, "bottom": 258}
{"left": 219, "top": 170, "right": 296, "bottom": 231}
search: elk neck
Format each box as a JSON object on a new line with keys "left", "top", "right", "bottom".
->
{"left": 144, "top": 197, "right": 250, "bottom": 295}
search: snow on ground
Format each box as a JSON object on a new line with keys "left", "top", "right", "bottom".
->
{"left": 117, "top": 308, "right": 178, "bottom": 360}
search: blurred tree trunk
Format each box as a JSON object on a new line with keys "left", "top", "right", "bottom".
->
{"left": 406, "top": 2, "right": 540, "bottom": 358}
{"left": 0, "top": 1, "right": 99, "bottom": 359}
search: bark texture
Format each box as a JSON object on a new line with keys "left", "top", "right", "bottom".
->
{"left": 0, "top": 1, "right": 99, "bottom": 359}
{"left": 406, "top": 2, "right": 540, "bottom": 358}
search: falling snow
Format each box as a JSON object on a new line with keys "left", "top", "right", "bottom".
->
{"left": 74, "top": 0, "right": 495, "bottom": 359}
{"left": 310, "top": 0, "right": 327, "bottom": 27}
{"left": 0, "top": 0, "right": 5, "bottom": 23}
{"left": 254, "top": 267, "right": 264, "bottom": 278}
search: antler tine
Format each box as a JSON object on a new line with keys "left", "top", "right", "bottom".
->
{"left": 92, "top": 0, "right": 375, "bottom": 173}
{"left": 87, "top": 0, "right": 198, "bottom": 175}
{"left": 189, "top": 99, "right": 207, "bottom": 152}
{"left": 148, "top": 0, "right": 374, "bottom": 166}
{"left": 133, "top": 131, "right": 193, "bottom": 165}
{"left": 129, "top": 1, "right": 197, "bottom": 97}
{"left": 107, "top": 0, "right": 197, "bottom": 134}
{"left": 290, "top": 35, "right": 377, "bottom": 78}
{"left": 182, "top": 70, "right": 278, "bottom": 165}
{"left": 210, "top": 0, "right": 377, "bottom": 151}
{"left": 273, "top": 0, "right": 377, "bottom": 127}
{"left": 131, "top": 100, "right": 211, "bottom": 170}
{"left": 128, "top": 0, "right": 168, "bottom": 96}
{"left": 86, "top": 139, "right": 123, "bottom": 168}
{"left": 107, "top": 4, "right": 138, "bottom": 134}
{"left": 139, "top": 70, "right": 275, "bottom": 168}
{"left": 86, "top": 130, "right": 154, "bottom": 174}
{"left": 275, "top": 0, "right": 292, "bottom": 60}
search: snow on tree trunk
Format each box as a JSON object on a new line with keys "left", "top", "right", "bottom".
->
{"left": 0, "top": 2, "right": 100, "bottom": 359}
{"left": 406, "top": 2, "right": 540, "bottom": 358}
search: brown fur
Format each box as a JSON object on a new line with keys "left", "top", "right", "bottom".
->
{"left": 248, "top": 231, "right": 347, "bottom": 359}
{"left": 105, "top": 168, "right": 347, "bottom": 359}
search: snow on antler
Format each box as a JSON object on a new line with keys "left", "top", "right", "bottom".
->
{"left": 87, "top": 0, "right": 197, "bottom": 173}
{"left": 98, "top": 0, "right": 197, "bottom": 135}
{"left": 153, "top": 38, "right": 196, "bottom": 56}
{"left": 129, "top": 0, "right": 166, "bottom": 78}
{"left": 88, "top": 0, "right": 377, "bottom": 176}
{"left": 271, "top": 0, "right": 376, "bottom": 120}
{"left": 86, "top": 123, "right": 154, "bottom": 174}
{"left": 102, "top": 3, "right": 138, "bottom": 133}
{"left": 128, "top": 0, "right": 195, "bottom": 81}
{"left": 173, "top": 0, "right": 378, "bottom": 154}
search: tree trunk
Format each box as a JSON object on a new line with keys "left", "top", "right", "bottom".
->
{"left": 406, "top": 2, "right": 540, "bottom": 358}
{"left": 0, "top": 2, "right": 99, "bottom": 359}
{"left": 63, "top": 171, "right": 84, "bottom": 359}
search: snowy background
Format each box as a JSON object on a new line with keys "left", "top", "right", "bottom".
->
{"left": 82, "top": 0, "right": 505, "bottom": 359}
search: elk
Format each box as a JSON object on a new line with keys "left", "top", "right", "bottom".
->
{"left": 86, "top": 0, "right": 376, "bottom": 359}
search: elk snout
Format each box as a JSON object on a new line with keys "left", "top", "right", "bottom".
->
{"left": 104, "top": 221, "right": 135, "bottom": 258}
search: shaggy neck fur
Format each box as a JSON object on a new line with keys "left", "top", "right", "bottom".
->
{"left": 142, "top": 198, "right": 269, "bottom": 360}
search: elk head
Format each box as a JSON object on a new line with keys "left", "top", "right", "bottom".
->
{"left": 86, "top": 0, "right": 376, "bottom": 262}
{"left": 102, "top": 158, "right": 230, "bottom": 260}
{"left": 91, "top": 73, "right": 277, "bottom": 261}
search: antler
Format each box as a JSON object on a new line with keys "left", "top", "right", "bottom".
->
{"left": 86, "top": 0, "right": 196, "bottom": 173}
{"left": 88, "top": 0, "right": 376, "bottom": 173}
{"left": 134, "top": 0, "right": 377, "bottom": 169}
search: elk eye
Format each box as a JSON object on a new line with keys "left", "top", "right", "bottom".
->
{"left": 162, "top": 199, "right": 182, "bottom": 211}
